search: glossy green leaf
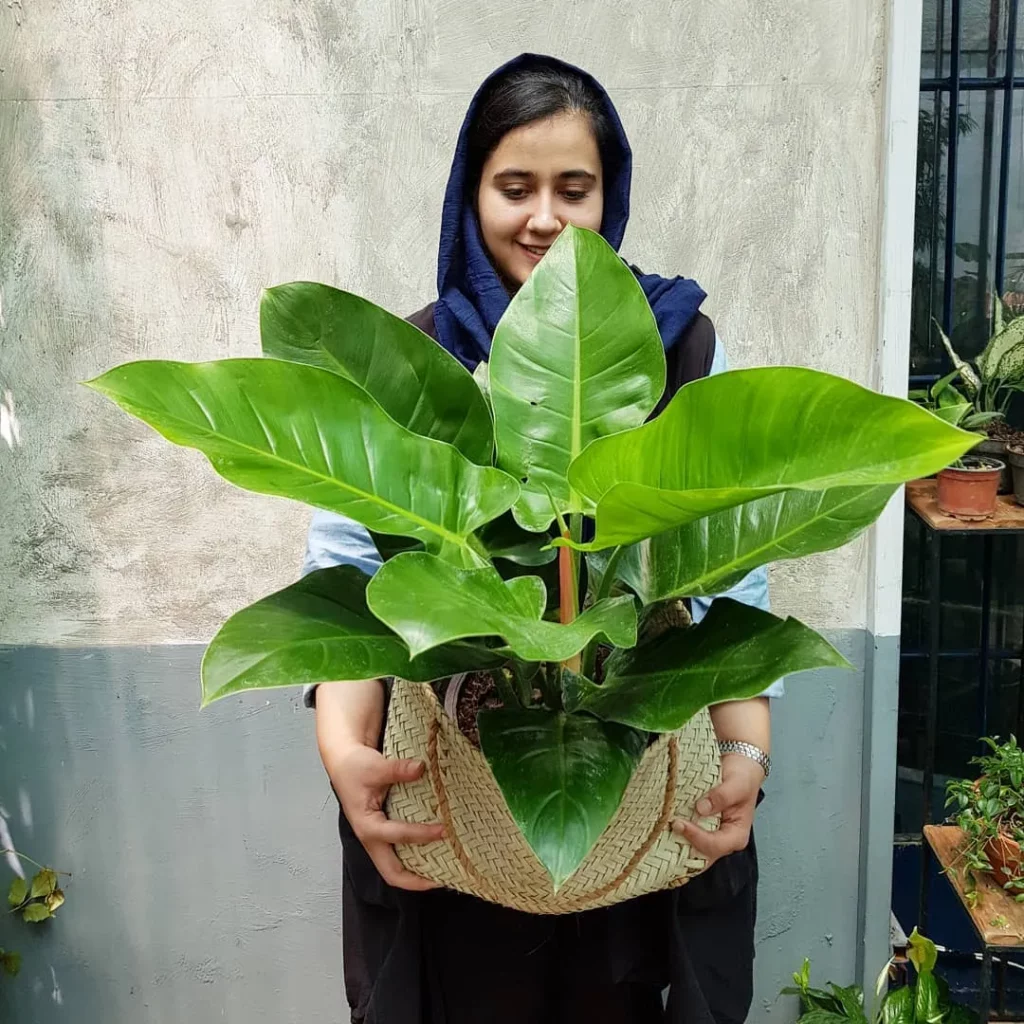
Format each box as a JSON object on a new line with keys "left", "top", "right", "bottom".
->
{"left": 914, "top": 973, "right": 942, "bottom": 1024}
{"left": 827, "top": 984, "right": 867, "bottom": 1023}
{"left": 201, "top": 566, "right": 505, "bottom": 705}
{"left": 477, "top": 707, "right": 646, "bottom": 887}
{"left": 565, "top": 368, "right": 978, "bottom": 549}
{"left": 490, "top": 224, "right": 666, "bottom": 530}
{"left": 260, "top": 283, "right": 493, "bottom": 463}
{"left": 881, "top": 987, "right": 914, "bottom": 1024}
{"left": 609, "top": 486, "right": 897, "bottom": 604}
{"left": 563, "top": 598, "right": 851, "bottom": 732}
{"left": 476, "top": 512, "right": 557, "bottom": 566}
{"left": 366, "top": 552, "right": 637, "bottom": 662}
{"left": 907, "top": 928, "right": 938, "bottom": 974}
{"left": 794, "top": 1012, "right": 855, "bottom": 1024}
{"left": 86, "top": 359, "right": 518, "bottom": 562}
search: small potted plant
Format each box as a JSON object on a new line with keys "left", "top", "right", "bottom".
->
{"left": 84, "top": 226, "right": 975, "bottom": 910}
{"left": 1007, "top": 442, "right": 1024, "bottom": 506}
{"left": 935, "top": 303, "right": 1024, "bottom": 492}
{"left": 910, "top": 370, "right": 1005, "bottom": 519}
{"left": 946, "top": 736, "right": 1024, "bottom": 905}
{"left": 782, "top": 930, "right": 976, "bottom": 1024}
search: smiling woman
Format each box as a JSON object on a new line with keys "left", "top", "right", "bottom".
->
{"left": 304, "top": 54, "right": 776, "bottom": 1024}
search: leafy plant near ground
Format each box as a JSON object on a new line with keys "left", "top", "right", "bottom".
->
{"left": 1, "top": 849, "right": 68, "bottom": 980}
{"left": 946, "top": 736, "right": 1024, "bottom": 906}
{"left": 85, "top": 225, "right": 976, "bottom": 888}
{"left": 783, "top": 930, "right": 976, "bottom": 1024}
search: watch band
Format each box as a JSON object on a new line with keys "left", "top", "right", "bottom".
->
{"left": 718, "top": 740, "right": 771, "bottom": 779}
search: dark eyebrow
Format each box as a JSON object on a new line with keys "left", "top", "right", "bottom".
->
{"left": 491, "top": 169, "right": 598, "bottom": 183}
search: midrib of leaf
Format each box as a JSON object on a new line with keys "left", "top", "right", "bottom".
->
{"left": 569, "top": 252, "right": 583, "bottom": 511}
{"left": 115, "top": 391, "right": 471, "bottom": 551}
{"left": 645, "top": 487, "right": 891, "bottom": 599}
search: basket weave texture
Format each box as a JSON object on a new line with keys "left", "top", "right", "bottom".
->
{"left": 384, "top": 680, "right": 722, "bottom": 914}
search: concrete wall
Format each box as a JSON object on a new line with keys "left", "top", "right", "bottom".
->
{"left": 0, "top": 1, "right": 893, "bottom": 1020}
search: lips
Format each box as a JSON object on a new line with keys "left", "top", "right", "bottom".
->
{"left": 518, "top": 242, "right": 550, "bottom": 263}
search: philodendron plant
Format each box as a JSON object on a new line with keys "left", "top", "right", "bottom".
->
{"left": 86, "top": 225, "right": 976, "bottom": 887}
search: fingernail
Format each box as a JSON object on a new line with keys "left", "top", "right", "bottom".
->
{"left": 671, "top": 820, "right": 688, "bottom": 835}
{"left": 696, "top": 799, "right": 712, "bottom": 816}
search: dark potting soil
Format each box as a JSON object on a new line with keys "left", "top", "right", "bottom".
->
{"left": 988, "top": 421, "right": 1024, "bottom": 447}
{"left": 455, "top": 671, "right": 502, "bottom": 749}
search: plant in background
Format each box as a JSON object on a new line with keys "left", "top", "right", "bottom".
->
{"left": 946, "top": 736, "right": 1024, "bottom": 906}
{"left": 84, "top": 225, "right": 975, "bottom": 888}
{"left": 783, "top": 930, "right": 976, "bottom": 1024}
{"left": 935, "top": 301, "right": 1024, "bottom": 428}
{"left": 1, "top": 849, "right": 68, "bottom": 980}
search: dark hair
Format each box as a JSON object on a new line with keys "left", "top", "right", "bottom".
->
{"left": 466, "top": 65, "right": 616, "bottom": 190}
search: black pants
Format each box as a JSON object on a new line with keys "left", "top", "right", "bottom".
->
{"left": 339, "top": 804, "right": 758, "bottom": 1024}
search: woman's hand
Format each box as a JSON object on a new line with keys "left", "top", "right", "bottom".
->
{"left": 671, "top": 752, "right": 764, "bottom": 863}
{"left": 316, "top": 680, "right": 443, "bottom": 892}
{"left": 671, "top": 696, "right": 770, "bottom": 864}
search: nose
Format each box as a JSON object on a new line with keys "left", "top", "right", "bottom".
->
{"left": 526, "top": 194, "right": 562, "bottom": 237}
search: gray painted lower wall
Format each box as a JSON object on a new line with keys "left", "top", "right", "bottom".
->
{"left": 1, "top": 634, "right": 872, "bottom": 1023}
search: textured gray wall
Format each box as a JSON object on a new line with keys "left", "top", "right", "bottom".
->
{"left": 0, "top": 0, "right": 889, "bottom": 1020}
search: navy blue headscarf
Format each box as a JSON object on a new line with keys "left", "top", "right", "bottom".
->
{"left": 432, "top": 53, "right": 707, "bottom": 370}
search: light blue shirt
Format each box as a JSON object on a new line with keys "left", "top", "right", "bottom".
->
{"left": 301, "top": 337, "right": 784, "bottom": 705}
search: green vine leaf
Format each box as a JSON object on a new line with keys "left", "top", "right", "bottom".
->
{"left": 7, "top": 877, "right": 27, "bottom": 908}
{"left": 22, "top": 903, "right": 52, "bottom": 923}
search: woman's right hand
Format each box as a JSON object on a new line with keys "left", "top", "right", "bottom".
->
{"left": 315, "top": 680, "right": 444, "bottom": 892}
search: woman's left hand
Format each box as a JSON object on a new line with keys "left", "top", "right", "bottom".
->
{"left": 671, "top": 753, "right": 764, "bottom": 864}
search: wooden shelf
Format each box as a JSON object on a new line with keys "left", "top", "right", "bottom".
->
{"left": 924, "top": 825, "right": 1024, "bottom": 947}
{"left": 906, "top": 480, "right": 1024, "bottom": 534}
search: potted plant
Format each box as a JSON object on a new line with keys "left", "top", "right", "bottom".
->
{"left": 910, "top": 372, "right": 1006, "bottom": 520}
{"left": 1007, "top": 442, "right": 1024, "bottom": 506}
{"left": 83, "top": 225, "right": 975, "bottom": 911}
{"left": 934, "top": 303, "right": 1024, "bottom": 492}
{"left": 782, "top": 930, "right": 976, "bottom": 1024}
{"left": 946, "top": 736, "right": 1024, "bottom": 905}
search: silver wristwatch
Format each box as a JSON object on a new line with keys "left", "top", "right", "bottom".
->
{"left": 718, "top": 740, "right": 771, "bottom": 779}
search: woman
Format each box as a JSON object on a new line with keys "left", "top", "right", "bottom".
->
{"left": 305, "top": 53, "right": 780, "bottom": 1024}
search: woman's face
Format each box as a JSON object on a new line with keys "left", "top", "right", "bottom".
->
{"left": 476, "top": 110, "right": 604, "bottom": 290}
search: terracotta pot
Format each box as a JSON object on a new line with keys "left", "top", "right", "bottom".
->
{"left": 985, "top": 831, "right": 1024, "bottom": 882}
{"left": 1008, "top": 444, "right": 1024, "bottom": 507}
{"left": 973, "top": 437, "right": 1012, "bottom": 494}
{"left": 937, "top": 457, "right": 1005, "bottom": 520}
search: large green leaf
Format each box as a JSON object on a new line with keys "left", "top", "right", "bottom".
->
{"left": 881, "top": 987, "right": 914, "bottom": 1024}
{"left": 86, "top": 359, "right": 517, "bottom": 562}
{"left": 563, "top": 598, "right": 851, "bottom": 732}
{"left": 609, "top": 485, "right": 897, "bottom": 604}
{"left": 260, "top": 283, "right": 493, "bottom": 464}
{"left": 977, "top": 315, "right": 1024, "bottom": 384}
{"left": 201, "top": 566, "right": 504, "bottom": 705}
{"left": 565, "top": 367, "right": 978, "bottom": 550}
{"left": 475, "top": 511, "right": 557, "bottom": 566}
{"left": 477, "top": 707, "right": 646, "bottom": 887}
{"left": 365, "top": 552, "right": 637, "bottom": 661}
{"left": 489, "top": 224, "right": 666, "bottom": 530}
{"left": 914, "top": 974, "right": 943, "bottom": 1024}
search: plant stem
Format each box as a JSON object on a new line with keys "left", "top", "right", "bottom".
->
{"left": 559, "top": 515, "right": 582, "bottom": 674}
{"left": 581, "top": 545, "right": 624, "bottom": 680}
{"left": 489, "top": 668, "right": 520, "bottom": 709}
{"left": 0, "top": 850, "right": 50, "bottom": 873}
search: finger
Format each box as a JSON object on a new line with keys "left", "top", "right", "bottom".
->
{"left": 366, "top": 842, "right": 440, "bottom": 892}
{"left": 671, "top": 818, "right": 749, "bottom": 862}
{"left": 363, "top": 757, "right": 427, "bottom": 787}
{"left": 363, "top": 818, "right": 446, "bottom": 846}
{"left": 693, "top": 774, "right": 750, "bottom": 817}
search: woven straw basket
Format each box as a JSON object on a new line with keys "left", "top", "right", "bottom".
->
{"left": 384, "top": 680, "right": 722, "bottom": 914}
